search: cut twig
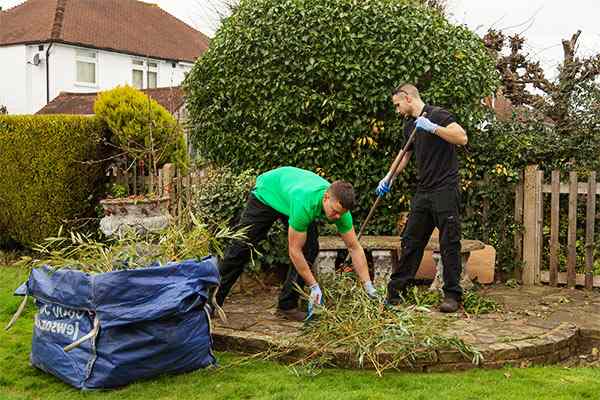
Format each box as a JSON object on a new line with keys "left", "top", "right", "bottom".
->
{"left": 5, "top": 295, "right": 28, "bottom": 331}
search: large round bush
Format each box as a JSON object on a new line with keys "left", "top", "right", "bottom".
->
{"left": 185, "top": 0, "right": 498, "bottom": 233}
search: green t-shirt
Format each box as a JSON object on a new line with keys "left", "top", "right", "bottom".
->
{"left": 253, "top": 166, "right": 354, "bottom": 234}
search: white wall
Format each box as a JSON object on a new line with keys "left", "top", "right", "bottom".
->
{"left": 50, "top": 44, "right": 193, "bottom": 104}
{"left": 27, "top": 44, "right": 49, "bottom": 115}
{"left": 0, "top": 45, "right": 28, "bottom": 114}
{"left": 0, "top": 42, "right": 195, "bottom": 114}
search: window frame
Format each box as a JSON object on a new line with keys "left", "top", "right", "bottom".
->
{"left": 132, "top": 59, "right": 145, "bottom": 89}
{"left": 75, "top": 49, "right": 98, "bottom": 87}
{"left": 131, "top": 59, "right": 159, "bottom": 89}
{"left": 147, "top": 61, "right": 158, "bottom": 89}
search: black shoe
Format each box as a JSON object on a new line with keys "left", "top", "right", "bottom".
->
{"left": 386, "top": 285, "right": 407, "bottom": 306}
{"left": 439, "top": 296, "right": 460, "bottom": 313}
{"left": 385, "top": 295, "right": 404, "bottom": 306}
{"left": 276, "top": 308, "right": 307, "bottom": 321}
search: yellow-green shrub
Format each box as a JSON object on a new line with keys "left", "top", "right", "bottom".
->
{"left": 93, "top": 85, "right": 186, "bottom": 167}
{"left": 0, "top": 115, "right": 108, "bottom": 246}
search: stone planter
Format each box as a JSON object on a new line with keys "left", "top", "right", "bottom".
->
{"left": 99, "top": 196, "right": 171, "bottom": 236}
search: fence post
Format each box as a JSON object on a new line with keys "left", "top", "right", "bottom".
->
{"left": 567, "top": 171, "right": 578, "bottom": 288}
{"left": 162, "top": 163, "right": 175, "bottom": 216}
{"left": 549, "top": 170, "right": 560, "bottom": 286}
{"left": 538, "top": 169, "right": 544, "bottom": 278}
{"left": 176, "top": 167, "right": 182, "bottom": 220}
{"left": 522, "top": 164, "right": 542, "bottom": 285}
{"left": 585, "top": 172, "right": 596, "bottom": 290}
{"left": 514, "top": 170, "right": 524, "bottom": 279}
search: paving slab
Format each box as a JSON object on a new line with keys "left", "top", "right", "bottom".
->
{"left": 212, "top": 282, "right": 600, "bottom": 371}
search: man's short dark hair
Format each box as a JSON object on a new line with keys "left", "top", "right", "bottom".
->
{"left": 328, "top": 180, "right": 356, "bottom": 211}
{"left": 391, "top": 83, "right": 420, "bottom": 99}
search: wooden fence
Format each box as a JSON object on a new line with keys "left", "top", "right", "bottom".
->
{"left": 111, "top": 161, "right": 206, "bottom": 217}
{"left": 111, "top": 161, "right": 598, "bottom": 289}
{"left": 517, "top": 165, "right": 599, "bottom": 289}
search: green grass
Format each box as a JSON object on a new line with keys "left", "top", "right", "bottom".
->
{"left": 1, "top": 266, "right": 600, "bottom": 399}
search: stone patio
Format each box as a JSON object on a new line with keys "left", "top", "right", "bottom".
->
{"left": 212, "top": 279, "right": 600, "bottom": 372}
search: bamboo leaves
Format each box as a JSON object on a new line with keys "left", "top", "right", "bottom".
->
{"left": 17, "top": 213, "right": 247, "bottom": 274}
{"left": 269, "top": 275, "right": 483, "bottom": 375}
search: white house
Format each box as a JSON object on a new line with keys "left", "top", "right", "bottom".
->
{"left": 0, "top": 0, "right": 209, "bottom": 115}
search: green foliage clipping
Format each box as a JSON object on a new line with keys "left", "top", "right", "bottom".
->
{"left": 185, "top": 0, "right": 499, "bottom": 235}
{"left": 0, "top": 116, "right": 107, "bottom": 246}
{"left": 94, "top": 85, "right": 187, "bottom": 167}
{"left": 192, "top": 165, "right": 257, "bottom": 230}
{"left": 17, "top": 213, "right": 246, "bottom": 274}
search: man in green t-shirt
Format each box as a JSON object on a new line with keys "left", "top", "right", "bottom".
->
{"left": 216, "top": 166, "right": 376, "bottom": 321}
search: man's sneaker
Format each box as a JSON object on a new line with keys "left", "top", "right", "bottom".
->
{"left": 276, "top": 308, "right": 307, "bottom": 321}
{"left": 439, "top": 296, "right": 460, "bottom": 313}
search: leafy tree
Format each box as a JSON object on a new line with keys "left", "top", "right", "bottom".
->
{"left": 185, "top": 0, "right": 498, "bottom": 234}
{"left": 462, "top": 30, "right": 600, "bottom": 275}
{"left": 483, "top": 29, "right": 600, "bottom": 139}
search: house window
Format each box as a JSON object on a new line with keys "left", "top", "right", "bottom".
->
{"left": 132, "top": 60, "right": 144, "bottom": 89}
{"left": 132, "top": 59, "right": 158, "bottom": 89}
{"left": 147, "top": 62, "right": 158, "bottom": 89}
{"left": 76, "top": 50, "right": 97, "bottom": 85}
{"left": 132, "top": 70, "right": 144, "bottom": 89}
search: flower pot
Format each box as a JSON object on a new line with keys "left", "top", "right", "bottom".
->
{"left": 99, "top": 196, "right": 171, "bottom": 236}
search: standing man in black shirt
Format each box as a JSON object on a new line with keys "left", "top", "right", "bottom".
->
{"left": 376, "top": 83, "right": 468, "bottom": 312}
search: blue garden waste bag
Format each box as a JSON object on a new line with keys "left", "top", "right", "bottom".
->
{"left": 14, "top": 256, "right": 220, "bottom": 389}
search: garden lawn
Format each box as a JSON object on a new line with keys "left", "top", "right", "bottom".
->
{"left": 1, "top": 265, "right": 599, "bottom": 400}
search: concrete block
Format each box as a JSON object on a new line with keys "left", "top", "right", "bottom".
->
{"left": 315, "top": 250, "right": 337, "bottom": 278}
{"left": 372, "top": 250, "right": 393, "bottom": 287}
{"left": 416, "top": 245, "right": 496, "bottom": 284}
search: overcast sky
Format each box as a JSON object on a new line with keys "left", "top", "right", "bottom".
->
{"left": 2, "top": 0, "right": 598, "bottom": 76}
{"left": 448, "top": 0, "right": 600, "bottom": 77}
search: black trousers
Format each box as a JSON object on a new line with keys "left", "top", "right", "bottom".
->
{"left": 388, "top": 187, "right": 462, "bottom": 300}
{"left": 216, "top": 193, "right": 319, "bottom": 310}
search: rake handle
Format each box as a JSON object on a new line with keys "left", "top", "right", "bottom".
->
{"left": 356, "top": 115, "right": 423, "bottom": 240}
{"left": 342, "top": 113, "right": 425, "bottom": 267}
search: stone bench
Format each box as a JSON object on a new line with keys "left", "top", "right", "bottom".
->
{"left": 316, "top": 235, "right": 485, "bottom": 289}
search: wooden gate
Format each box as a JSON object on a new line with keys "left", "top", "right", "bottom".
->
{"left": 517, "top": 165, "right": 599, "bottom": 288}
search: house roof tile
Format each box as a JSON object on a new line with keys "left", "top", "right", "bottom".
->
{"left": 36, "top": 86, "right": 185, "bottom": 115}
{"left": 0, "top": 0, "right": 208, "bottom": 62}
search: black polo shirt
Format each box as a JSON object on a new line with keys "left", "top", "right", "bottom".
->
{"left": 404, "top": 104, "right": 458, "bottom": 192}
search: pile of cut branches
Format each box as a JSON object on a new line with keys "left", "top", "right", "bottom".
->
{"left": 17, "top": 212, "right": 246, "bottom": 274}
{"left": 258, "top": 276, "right": 483, "bottom": 376}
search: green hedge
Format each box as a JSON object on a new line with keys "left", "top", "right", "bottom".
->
{"left": 185, "top": 0, "right": 499, "bottom": 236}
{"left": 0, "top": 115, "right": 108, "bottom": 246}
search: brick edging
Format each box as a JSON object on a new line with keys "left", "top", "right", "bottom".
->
{"left": 212, "top": 325, "right": 600, "bottom": 372}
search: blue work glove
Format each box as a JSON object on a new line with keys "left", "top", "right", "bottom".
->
{"left": 306, "top": 283, "right": 323, "bottom": 320}
{"left": 375, "top": 175, "right": 392, "bottom": 197}
{"left": 363, "top": 280, "right": 378, "bottom": 299}
{"left": 415, "top": 116, "right": 440, "bottom": 134}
